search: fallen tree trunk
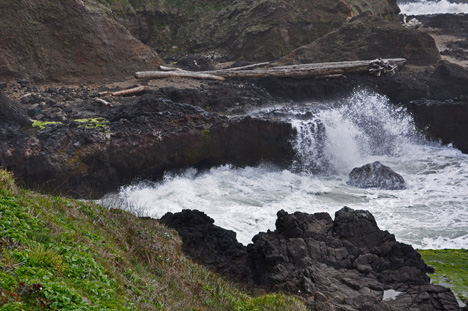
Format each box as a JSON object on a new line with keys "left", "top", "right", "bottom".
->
{"left": 135, "top": 58, "right": 406, "bottom": 80}
{"left": 134, "top": 71, "right": 225, "bottom": 81}
{"left": 224, "top": 61, "right": 271, "bottom": 71}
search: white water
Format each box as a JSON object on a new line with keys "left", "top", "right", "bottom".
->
{"left": 102, "top": 90, "right": 468, "bottom": 249}
{"left": 399, "top": 0, "right": 468, "bottom": 15}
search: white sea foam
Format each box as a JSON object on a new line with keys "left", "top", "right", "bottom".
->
{"left": 102, "top": 90, "right": 468, "bottom": 249}
{"left": 399, "top": 0, "right": 468, "bottom": 15}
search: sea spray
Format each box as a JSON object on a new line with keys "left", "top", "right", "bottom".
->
{"left": 102, "top": 90, "right": 468, "bottom": 249}
{"left": 399, "top": 0, "right": 468, "bottom": 15}
{"left": 290, "top": 90, "right": 420, "bottom": 174}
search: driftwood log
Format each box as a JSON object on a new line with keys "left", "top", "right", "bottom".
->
{"left": 134, "top": 71, "right": 225, "bottom": 81}
{"left": 111, "top": 86, "right": 147, "bottom": 96}
{"left": 135, "top": 58, "right": 406, "bottom": 80}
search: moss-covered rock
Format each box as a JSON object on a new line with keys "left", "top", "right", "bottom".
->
{"left": 419, "top": 249, "right": 468, "bottom": 305}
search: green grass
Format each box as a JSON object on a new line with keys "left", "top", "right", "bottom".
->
{"left": 0, "top": 169, "right": 307, "bottom": 311}
{"left": 419, "top": 249, "right": 468, "bottom": 305}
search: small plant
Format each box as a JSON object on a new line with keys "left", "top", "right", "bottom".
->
{"left": 26, "top": 245, "right": 64, "bottom": 274}
{"left": 0, "top": 169, "right": 18, "bottom": 195}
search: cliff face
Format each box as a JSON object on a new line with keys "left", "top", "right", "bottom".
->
{"left": 101, "top": 0, "right": 400, "bottom": 61}
{"left": 278, "top": 14, "right": 441, "bottom": 66}
{"left": 0, "top": 0, "right": 162, "bottom": 83}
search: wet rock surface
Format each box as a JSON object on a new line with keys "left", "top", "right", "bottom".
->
{"left": 2, "top": 58, "right": 468, "bottom": 198}
{"left": 0, "top": 83, "right": 296, "bottom": 198}
{"left": 347, "top": 161, "right": 406, "bottom": 190}
{"left": 407, "top": 97, "right": 468, "bottom": 153}
{"left": 160, "top": 207, "right": 462, "bottom": 310}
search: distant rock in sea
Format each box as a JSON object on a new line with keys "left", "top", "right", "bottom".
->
{"left": 347, "top": 161, "right": 407, "bottom": 190}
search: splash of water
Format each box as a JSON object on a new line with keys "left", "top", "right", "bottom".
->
{"left": 101, "top": 90, "right": 468, "bottom": 249}
{"left": 291, "top": 90, "right": 421, "bottom": 174}
{"left": 399, "top": 0, "right": 468, "bottom": 15}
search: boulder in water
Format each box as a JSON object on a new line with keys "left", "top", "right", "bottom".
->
{"left": 347, "top": 161, "right": 406, "bottom": 190}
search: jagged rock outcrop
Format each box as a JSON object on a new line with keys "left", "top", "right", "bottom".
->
{"left": 160, "top": 209, "right": 248, "bottom": 279}
{"left": 347, "top": 161, "right": 406, "bottom": 190}
{"left": 0, "top": 0, "right": 162, "bottom": 83}
{"left": 161, "top": 207, "right": 462, "bottom": 310}
{"left": 278, "top": 13, "right": 440, "bottom": 66}
{"left": 103, "top": 0, "right": 400, "bottom": 61}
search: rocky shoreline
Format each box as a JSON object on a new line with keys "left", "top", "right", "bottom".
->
{"left": 1, "top": 1, "right": 468, "bottom": 310}
{"left": 1, "top": 58, "right": 468, "bottom": 197}
{"left": 160, "top": 207, "right": 464, "bottom": 310}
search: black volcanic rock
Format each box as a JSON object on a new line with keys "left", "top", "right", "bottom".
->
{"left": 407, "top": 97, "right": 468, "bottom": 154}
{"left": 0, "top": 94, "right": 31, "bottom": 126}
{"left": 161, "top": 208, "right": 461, "bottom": 310}
{"left": 160, "top": 209, "right": 247, "bottom": 278}
{"left": 0, "top": 90, "right": 296, "bottom": 198}
{"left": 347, "top": 161, "right": 406, "bottom": 190}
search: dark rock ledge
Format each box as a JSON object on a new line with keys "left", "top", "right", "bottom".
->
{"left": 1, "top": 58, "right": 468, "bottom": 198}
{"left": 0, "top": 90, "right": 296, "bottom": 198}
{"left": 160, "top": 207, "right": 462, "bottom": 311}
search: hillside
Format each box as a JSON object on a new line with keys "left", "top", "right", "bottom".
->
{"left": 94, "top": 0, "right": 400, "bottom": 61}
{"left": 0, "top": 0, "right": 162, "bottom": 83}
{"left": 0, "top": 169, "right": 306, "bottom": 310}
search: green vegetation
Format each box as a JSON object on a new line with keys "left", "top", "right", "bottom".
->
{"left": 74, "top": 118, "right": 110, "bottom": 131}
{"left": 419, "top": 249, "right": 468, "bottom": 304}
{"left": 32, "top": 120, "right": 62, "bottom": 131}
{"left": 31, "top": 118, "right": 110, "bottom": 133}
{"left": 0, "top": 169, "right": 307, "bottom": 311}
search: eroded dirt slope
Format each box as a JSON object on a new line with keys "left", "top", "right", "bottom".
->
{"left": 0, "top": 0, "right": 162, "bottom": 83}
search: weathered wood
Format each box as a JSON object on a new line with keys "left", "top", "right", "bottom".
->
{"left": 267, "top": 58, "right": 406, "bottom": 71}
{"left": 95, "top": 98, "right": 112, "bottom": 107}
{"left": 225, "top": 61, "right": 271, "bottom": 71}
{"left": 111, "top": 86, "right": 147, "bottom": 96}
{"left": 159, "top": 65, "right": 184, "bottom": 71}
{"left": 204, "top": 58, "right": 407, "bottom": 78}
{"left": 135, "top": 71, "right": 226, "bottom": 81}
{"left": 135, "top": 58, "right": 406, "bottom": 80}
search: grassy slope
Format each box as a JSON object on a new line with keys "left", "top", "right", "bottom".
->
{"left": 0, "top": 169, "right": 307, "bottom": 311}
{"left": 419, "top": 249, "right": 468, "bottom": 305}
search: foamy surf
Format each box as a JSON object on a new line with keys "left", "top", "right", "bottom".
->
{"left": 101, "top": 90, "right": 468, "bottom": 249}
{"left": 399, "top": 0, "right": 468, "bottom": 15}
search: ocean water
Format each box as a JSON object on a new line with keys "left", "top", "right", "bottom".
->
{"left": 101, "top": 90, "right": 468, "bottom": 249}
{"left": 399, "top": 0, "right": 468, "bottom": 15}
